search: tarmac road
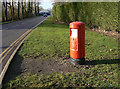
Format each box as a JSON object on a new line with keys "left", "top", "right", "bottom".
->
{"left": 0, "top": 16, "right": 48, "bottom": 85}
{"left": 1, "top": 16, "right": 47, "bottom": 52}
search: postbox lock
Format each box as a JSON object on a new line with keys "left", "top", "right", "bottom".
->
{"left": 69, "top": 21, "right": 85, "bottom": 65}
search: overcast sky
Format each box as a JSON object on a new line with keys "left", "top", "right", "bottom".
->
{"left": 40, "top": 0, "right": 54, "bottom": 10}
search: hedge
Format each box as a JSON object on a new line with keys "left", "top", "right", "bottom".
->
{"left": 52, "top": 2, "right": 119, "bottom": 32}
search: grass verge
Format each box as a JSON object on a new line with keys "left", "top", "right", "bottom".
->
{"left": 3, "top": 16, "right": 119, "bottom": 88}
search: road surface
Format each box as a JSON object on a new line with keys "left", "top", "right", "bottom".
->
{"left": 0, "top": 16, "right": 47, "bottom": 85}
{"left": 2, "top": 16, "right": 46, "bottom": 52}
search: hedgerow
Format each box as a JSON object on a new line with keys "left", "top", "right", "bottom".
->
{"left": 52, "top": 2, "right": 119, "bottom": 32}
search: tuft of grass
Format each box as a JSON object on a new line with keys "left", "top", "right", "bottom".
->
{"left": 3, "top": 16, "right": 119, "bottom": 88}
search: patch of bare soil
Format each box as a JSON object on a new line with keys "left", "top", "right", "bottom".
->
{"left": 3, "top": 54, "right": 93, "bottom": 86}
{"left": 86, "top": 28, "right": 120, "bottom": 39}
{"left": 20, "top": 57, "right": 91, "bottom": 76}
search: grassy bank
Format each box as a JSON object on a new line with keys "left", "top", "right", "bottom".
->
{"left": 3, "top": 16, "right": 119, "bottom": 88}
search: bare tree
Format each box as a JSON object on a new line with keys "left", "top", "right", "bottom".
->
{"left": 31, "top": 0, "right": 33, "bottom": 16}
{"left": 8, "top": 0, "right": 12, "bottom": 20}
{"left": 24, "top": 0, "right": 26, "bottom": 18}
{"left": 34, "top": 0, "right": 37, "bottom": 16}
{"left": 27, "top": 0, "right": 31, "bottom": 17}
{"left": 18, "top": 0, "right": 20, "bottom": 19}
{"left": 12, "top": 0, "right": 14, "bottom": 20}
{"left": 37, "top": 0, "right": 39, "bottom": 16}
{"left": 2, "top": 0, "right": 40, "bottom": 22}
{"left": 2, "top": 0, "right": 6, "bottom": 21}
{"left": 5, "top": 0, "right": 8, "bottom": 21}
{"left": 21, "top": 0, "right": 24, "bottom": 19}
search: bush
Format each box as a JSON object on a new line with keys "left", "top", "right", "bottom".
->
{"left": 55, "top": 4, "right": 65, "bottom": 22}
{"left": 52, "top": 2, "right": 119, "bottom": 31}
{"left": 52, "top": 5, "right": 57, "bottom": 21}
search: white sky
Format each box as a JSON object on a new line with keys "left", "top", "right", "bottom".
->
{"left": 40, "top": 0, "right": 54, "bottom": 10}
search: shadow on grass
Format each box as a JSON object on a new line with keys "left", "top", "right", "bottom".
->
{"left": 2, "top": 52, "right": 23, "bottom": 89}
{"left": 85, "top": 59, "right": 120, "bottom": 65}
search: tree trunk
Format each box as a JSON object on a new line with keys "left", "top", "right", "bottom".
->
{"left": 18, "top": 0, "right": 20, "bottom": 19}
{"left": 8, "top": 0, "right": 12, "bottom": 21}
{"left": 24, "top": 0, "right": 26, "bottom": 18}
{"left": 2, "top": 0, "right": 6, "bottom": 22}
{"left": 37, "top": 0, "right": 39, "bottom": 16}
{"left": 12, "top": 0, "right": 14, "bottom": 20}
{"left": 27, "top": 0, "right": 31, "bottom": 17}
{"left": 21, "top": 0, "right": 24, "bottom": 19}
{"left": 34, "top": 0, "right": 37, "bottom": 16}
{"left": 31, "top": 0, "right": 33, "bottom": 16}
{"left": 5, "top": 0, "right": 7, "bottom": 21}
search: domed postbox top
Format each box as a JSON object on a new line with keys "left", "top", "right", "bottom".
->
{"left": 69, "top": 21, "right": 84, "bottom": 29}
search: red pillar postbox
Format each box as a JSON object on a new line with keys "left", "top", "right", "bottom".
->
{"left": 69, "top": 21, "right": 85, "bottom": 64}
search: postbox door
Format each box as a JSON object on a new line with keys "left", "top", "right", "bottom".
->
{"left": 70, "top": 29, "right": 78, "bottom": 51}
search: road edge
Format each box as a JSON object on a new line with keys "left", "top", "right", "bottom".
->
{"left": 0, "top": 16, "right": 48, "bottom": 88}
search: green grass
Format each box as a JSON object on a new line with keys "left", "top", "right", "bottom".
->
{"left": 3, "top": 16, "right": 119, "bottom": 88}
{"left": 18, "top": 17, "right": 70, "bottom": 59}
{"left": 0, "top": 21, "right": 14, "bottom": 24}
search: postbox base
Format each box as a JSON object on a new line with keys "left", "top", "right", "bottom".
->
{"left": 71, "top": 58, "right": 85, "bottom": 65}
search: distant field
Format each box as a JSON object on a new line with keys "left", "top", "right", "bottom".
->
{"left": 3, "top": 16, "right": 119, "bottom": 88}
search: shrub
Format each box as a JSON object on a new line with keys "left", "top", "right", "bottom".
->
{"left": 52, "top": 2, "right": 119, "bottom": 31}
